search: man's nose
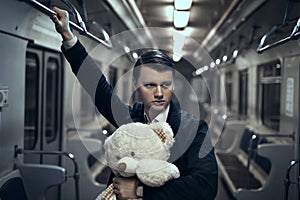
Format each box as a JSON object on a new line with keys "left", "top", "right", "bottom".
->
{"left": 154, "top": 85, "right": 163, "bottom": 98}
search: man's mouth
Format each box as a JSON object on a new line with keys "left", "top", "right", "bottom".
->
{"left": 152, "top": 100, "right": 165, "bottom": 106}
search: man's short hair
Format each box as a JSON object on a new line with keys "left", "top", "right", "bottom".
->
{"left": 133, "top": 50, "right": 175, "bottom": 80}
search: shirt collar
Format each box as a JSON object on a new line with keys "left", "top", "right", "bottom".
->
{"left": 144, "top": 104, "right": 170, "bottom": 124}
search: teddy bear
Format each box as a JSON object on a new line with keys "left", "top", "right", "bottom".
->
{"left": 96, "top": 121, "right": 180, "bottom": 200}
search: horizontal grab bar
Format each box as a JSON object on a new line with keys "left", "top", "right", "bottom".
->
{"left": 253, "top": 132, "right": 295, "bottom": 140}
{"left": 20, "top": 0, "right": 113, "bottom": 48}
{"left": 257, "top": 18, "right": 300, "bottom": 53}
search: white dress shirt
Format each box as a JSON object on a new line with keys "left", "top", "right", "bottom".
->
{"left": 144, "top": 105, "right": 170, "bottom": 124}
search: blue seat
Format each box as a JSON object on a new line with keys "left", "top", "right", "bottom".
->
{"left": 217, "top": 126, "right": 294, "bottom": 200}
{"left": 0, "top": 177, "right": 28, "bottom": 200}
{"left": 239, "top": 128, "right": 271, "bottom": 174}
{"left": 18, "top": 164, "right": 66, "bottom": 200}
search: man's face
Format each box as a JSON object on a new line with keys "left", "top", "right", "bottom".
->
{"left": 135, "top": 65, "right": 174, "bottom": 114}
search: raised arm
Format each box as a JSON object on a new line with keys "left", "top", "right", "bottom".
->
{"left": 51, "top": 7, "right": 132, "bottom": 128}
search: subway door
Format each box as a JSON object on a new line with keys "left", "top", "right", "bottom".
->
{"left": 42, "top": 51, "right": 63, "bottom": 165}
{"left": 24, "top": 48, "right": 43, "bottom": 164}
{"left": 43, "top": 50, "right": 64, "bottom": 200}
{"left": 281, "top": 55, "right": 300, "bottom": 200}
{"left": 24, "top": 46, "right": 64, "bottom": 199}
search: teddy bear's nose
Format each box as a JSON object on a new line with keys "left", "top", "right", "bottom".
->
{"left": 117, "top": 162, "right": 127, "bottom": 172}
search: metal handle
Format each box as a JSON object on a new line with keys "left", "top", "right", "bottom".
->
{"left": 15, "top": 146, "right": 80, "bottom": 200}
{"left": 20, "top": 0, "right": 112, "bottom": 48}
{"left": 284, "top": 160, "right": 299, "bottom": 200}
{"left": 257, "top": 17, "right": 300, "bottom": 53}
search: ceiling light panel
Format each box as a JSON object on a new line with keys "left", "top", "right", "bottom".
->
{"left": 174, "top": 0, "right": 193, "bottom": 10}
{"left": 173, "top": 10, "right": 190, "bottom": 28}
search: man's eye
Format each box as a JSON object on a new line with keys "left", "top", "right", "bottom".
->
{"left": 144, "top": 83, "right": 155, "bottom": 88}
{"left": 161, "top": 83, "right": 171, "bottom": 88}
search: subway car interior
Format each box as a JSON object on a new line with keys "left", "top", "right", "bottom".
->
{"left": 0, "top": 0, "right": 300, "bottom": 199}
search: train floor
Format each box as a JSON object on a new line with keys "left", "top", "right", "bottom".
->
{"left": 215, "top": 176, "right": 235, "bottom": 200}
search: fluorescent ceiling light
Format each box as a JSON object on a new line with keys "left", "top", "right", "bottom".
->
{"left": 173, "top": 10, "right": 190, "bottom": 28}
{"left": 174, "top": 0, "right": 193, "bottom": 10}
{"left": 173, "top": 53, "right": 182, "bottom": 62}
{"left": 173, "top": 31, "right": 186, "bottom": 44}
{"left": 172, "top": 32, "right": 185, "bottom": 62}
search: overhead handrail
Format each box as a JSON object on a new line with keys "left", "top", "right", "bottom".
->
{"left": 86, "top": 21, "right": 111, "bottom": 46}
{"left": 60, "top": 0, "right": 87, "bottom": 33}
{"left": 19, "top": 0, "right": 112, "bottom": 48}
{"left": 76, "top": 0, "right": 112, "bottom": 49}
{"left": 257, "top": 18, "right": 300, "bottom": 53}
{"left": 257, "top": 0, "right": 300, "bottom": 53}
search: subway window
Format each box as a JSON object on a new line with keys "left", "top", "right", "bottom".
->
{"left": 225, "top": 72, "right": 232, "bottom": 110}
{"left": 257, "top": 60, "right": 281, "bottom": 130}
{"left": 24, "top": 52, "right": 40, "bottom": 150}
{"left": 45, "top": 57, "right": 59, "bottom": 143}
{"left": 24, "top": 47, "right": 63, "bottom": 151}
{"left": 239, "top": 69, "right": 248, "bottom": 119}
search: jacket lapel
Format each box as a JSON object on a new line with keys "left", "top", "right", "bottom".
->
{"left": 130, "top": 102, "right": 148, "bottom": 123}
{"left": 131, "top": 101, "right": 181, "bottom": 136}
{"left": 166, "top": 101, "right": 181, "bottom": 137}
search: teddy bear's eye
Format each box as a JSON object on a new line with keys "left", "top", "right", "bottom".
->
{"left": 131, "top": 152, "right": 135, "bottom": 157}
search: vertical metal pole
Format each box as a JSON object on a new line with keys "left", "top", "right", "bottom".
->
{"left": 0, "top": 108, "right": 2, "bottom": 136}
{"left": 298, "top": 54, "right": 300, "bottom": 200}
{"left": 298, "top": 74, "right": 300, "bottom": 200}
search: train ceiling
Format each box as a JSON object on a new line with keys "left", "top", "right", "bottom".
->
{"left": 47, "top": 0, "right": 300, "bottom": 60}
{"left": 53, "top": 0, "right": 234, "bottom": 52}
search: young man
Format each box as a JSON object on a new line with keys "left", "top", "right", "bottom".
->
{"left": 51, "top": 7, "right": 218, "bottom": 200}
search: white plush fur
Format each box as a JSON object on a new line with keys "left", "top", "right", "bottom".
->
{"left": 96, "top": 122, "right": 180, "bottom": 200}
{"left": 104, "top": 122, "right": 176, "bottom": 175}
{"left": 136, "top": 159, "right": 180, "bottom": 187}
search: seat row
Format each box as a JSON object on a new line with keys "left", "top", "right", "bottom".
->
{"left": 215, "top": 121, "right": 294, "bottom": 200}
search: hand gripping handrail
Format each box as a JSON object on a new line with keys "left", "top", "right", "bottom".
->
{"left": 60, "top": 0, "right": 87, "bottom": 33}
{"left": 19, "top": 0, "right": 112, "bottom": 48}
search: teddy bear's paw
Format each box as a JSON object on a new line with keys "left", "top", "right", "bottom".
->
{"left": 136, "top": 159, "right": 180, "bottom": 187}
{"left": 117, "top": 157, "right": 138, "bottom": 177}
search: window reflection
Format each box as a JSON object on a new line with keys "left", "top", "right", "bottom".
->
{"left": 24, "top": 52, "right": 39, "bottom": 149}
{"left": 24, "top": 50, "right": 62, "bottom": 149}
{"left": 45, "top": 57, "right": 58, "bottom": 143}
{"left": 225, "top": 72, "right": 232, "bottom": 110}
{"left": 239, "top": 70, "right": 248, "bottom": 119}
{"left": 258, "top": 60, "right": 281, "bottom": 130}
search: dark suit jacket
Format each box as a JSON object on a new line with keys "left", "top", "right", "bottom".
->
{"left": 63, "top": 41, "right": 218, "bottom": 200}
